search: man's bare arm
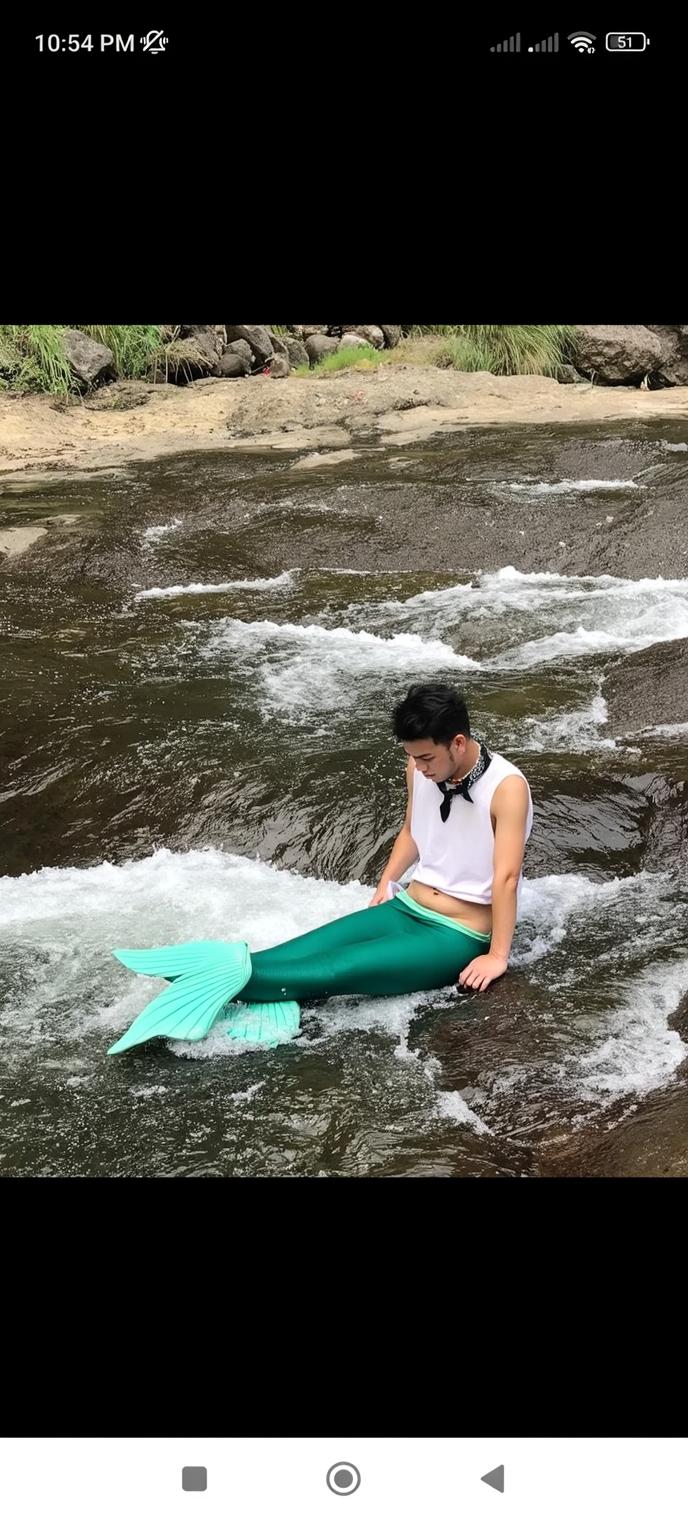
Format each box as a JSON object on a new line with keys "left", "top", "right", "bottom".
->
{"left": 369, "top": 756, "right": 419, "bottom": 905}
{"left": 458, "top": 775, "right": 530, "bottom": 990}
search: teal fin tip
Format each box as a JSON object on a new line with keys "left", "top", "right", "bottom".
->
{"left": 108, "top": 941, "right": 252, "bottom": 1055}
{"left": 221, "top": 999, "right": 301, "bottom": 1047}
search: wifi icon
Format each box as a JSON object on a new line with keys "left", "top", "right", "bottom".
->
{"left": 568, "top": 30, "right": 596, "bottom": 52}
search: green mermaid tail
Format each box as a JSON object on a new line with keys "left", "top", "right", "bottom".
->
{"left": 221, "top": 999, "right": 301, "bottom": 1048}
{"left": 108, "top": 939, "right": 301, "bottom": 1055}
{"left": 108, "top": 940, "right": 252, "bottom": 1054}
{"left": 112, "top": 940, "right": 240, "bottom": 979}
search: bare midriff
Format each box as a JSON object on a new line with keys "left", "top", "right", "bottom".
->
{"left": 405, "top": 879, "right": 492, "bottom": 936}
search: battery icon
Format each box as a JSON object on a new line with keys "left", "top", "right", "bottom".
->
{"left": 606, "top": 32, "right": 649, "bottom": 50}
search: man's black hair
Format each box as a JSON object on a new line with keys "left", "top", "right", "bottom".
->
{"left": 392, "top": 683, "right": 471, "bottom": 745}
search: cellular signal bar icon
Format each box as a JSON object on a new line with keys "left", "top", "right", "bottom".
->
{"left": 490, "top": 33, "right": 521, "bottom": 52}
{"left": 528, "top": 33, "right": 559, "bottom": 51}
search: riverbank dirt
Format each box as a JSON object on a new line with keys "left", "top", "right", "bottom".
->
{"left": 1, "top": 367, "right": 687, "bottom": 480}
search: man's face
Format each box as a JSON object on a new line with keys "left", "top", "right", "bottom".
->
{"left": 402, "top": 734, "right": 469, "bottom": 782}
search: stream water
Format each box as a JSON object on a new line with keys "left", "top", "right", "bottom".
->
{"left": 1, "top": 422, "right": 687, "bottom": 1175}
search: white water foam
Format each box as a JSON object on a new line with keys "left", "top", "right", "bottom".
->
{"left": 504, "top": 478, "right": 643, "bottom": 494}
{"left": 492, "top": 625, "right": 654, "bottom": 668}
{"left": 660, "top": 441, "right": 688, "bottom": 452}
{"left": 628, "top": 722, "right": 688, "bottom": 739}
{"left": 318, "top": 567, "right": 402, "bottom": 576}
{"left": 434, "top": 1089, "right": 491, "bottom": 1135}
{"left": 486, "top": 567, "right": 688, "bottom": 591}
{"left": 229, "top": 1081, "right": 267, "bottom": 1104}
{"left": 373, "top": 567, "right": 605, "bottom": 618}
{"left": 480, "top": 874, "right": 688, "bottom": 1113}
{"left": 133, "top": 566, "right": 688, "bottom": 692}
{"left": 184, "top": 569, "right": 688, "bottom": 710}
{"left": 135, "top": 571, "right": 296, "bottom": 600}
{"left": 204, "top": 619, "right": 476, "bottom": 666}
{"left": 512, "top": 869, "right": 673, "bottom": 967}
{"left": 364, "top": 568, "right": 688, "bottom": 668}
{"left": 142, "top": 518, "right": 183, "bottom": 543}
{"left": 200, "top": 619, "right": 478, "bottom": 711}
{"left": 370, "top": 565, "right": 688, "bottom": 641}
{"left": 486, "top": 567, "right": 688, "bottom": 595}
{"left": 574, "top": 958, "right": 688, "bottom": 1098}
{"left": 484, "top": 599, "right": 688, "bottom": 669}
{"left": 519, "top": 694, "right": 618, "bottom": 752}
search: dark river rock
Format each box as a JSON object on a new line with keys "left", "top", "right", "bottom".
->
{"left": 602, "top": 636, "right": 688, "bottom": 734}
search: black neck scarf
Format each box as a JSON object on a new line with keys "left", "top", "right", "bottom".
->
{"left": 437, "top": 740, "right": 492, "bottom": 821}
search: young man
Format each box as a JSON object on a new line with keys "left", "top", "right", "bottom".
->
{"left": 373, "top": 682, "right": 533, "bottom": 993}
{"left": 107, "top": 683, "right": 532, "bottom": 1053}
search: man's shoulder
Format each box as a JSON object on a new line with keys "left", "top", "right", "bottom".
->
{"left": 490, "top": 770, "right": 531, "bottom": 818}
{"left": 489, "top": 752, "right": 530, "bottom": 784}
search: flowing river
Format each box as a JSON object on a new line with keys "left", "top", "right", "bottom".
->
{"left": 2, "top": 420, "right": 687, "bottom": 1175}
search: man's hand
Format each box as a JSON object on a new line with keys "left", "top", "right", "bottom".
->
{"left": 367, "top": 886, "right": 389, "bottom": 907}
{"left": 458, "top": 953, "right": 508, "bottom": 992}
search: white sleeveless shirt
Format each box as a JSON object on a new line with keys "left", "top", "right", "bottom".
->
{"left": 409, "top": 751, "right": 533, "bottom": 907}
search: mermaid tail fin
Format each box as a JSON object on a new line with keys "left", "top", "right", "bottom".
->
{"left": 112, "top": 940, "right": 239, "bottom": 979}
{"left": 222, "top": 1000, "right": 301, "bottom": 1048}
{"left": 108, "top": 941, "right": 252, "bottom": 1054}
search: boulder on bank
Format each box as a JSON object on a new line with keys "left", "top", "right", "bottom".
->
{"left": 284, "top": 336, "right": 309, "bottom": 369}
{"left": 225, "top": 325, "right": 274, "bottom": 366}
{"left": 154, "top": 323, "right": 406, "bottom": 380}
{"left": 216, "top": 352, "right": 249, "bottom": 378}
{"left": 338, "top": 333, "right": 372, "bottom": 350}
{"left": 573, "top": 324, "right": 686, "bottom": 385}
{"left": 63, "top": 329, "right": 114, "bottom": 387}
{"left": 226, "top": 339, "right": 255, "bottom": 372}
{"left": 266, "top": 328, "right": 289, "bottom": 358}
{"left": 179, "top": 325, "right": 225, "bottom": 359}
{"left": 645, "top": 325, "right": 688, "bottom": 386}
{"left": 348, "top": 325, "right": 385, "bottom": 349}
{"left": 305, "top": 334, "right": 340, "bottom": 366}
{"left": 286, "top": 324, "right": 402, "bottom": 349}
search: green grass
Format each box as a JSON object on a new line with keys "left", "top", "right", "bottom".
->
{"left": 294, "top": 344, "right": 386, "bottom": 377}
{"left": 0, "top": 323, "right": 163, "bottom": 394}
{"left": 0, "top": 323, "right": 579, "bottom": 394}
{"left": 0, "top": 325, "right": 75, "bottom": 395}
{"left": 410, "top": 325, "right": 576, "bottom": 376}
{"left": 299, "top": 326, "right": 577, "bottom": 379}
{"left": 77, "top": 325, "right": 161, "bottom": 378}
{"left": 148, "top": 337, "right": 220, "bottom": 385}
{"left": 312, "top": 344, "right": 383, "bottom": 374}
